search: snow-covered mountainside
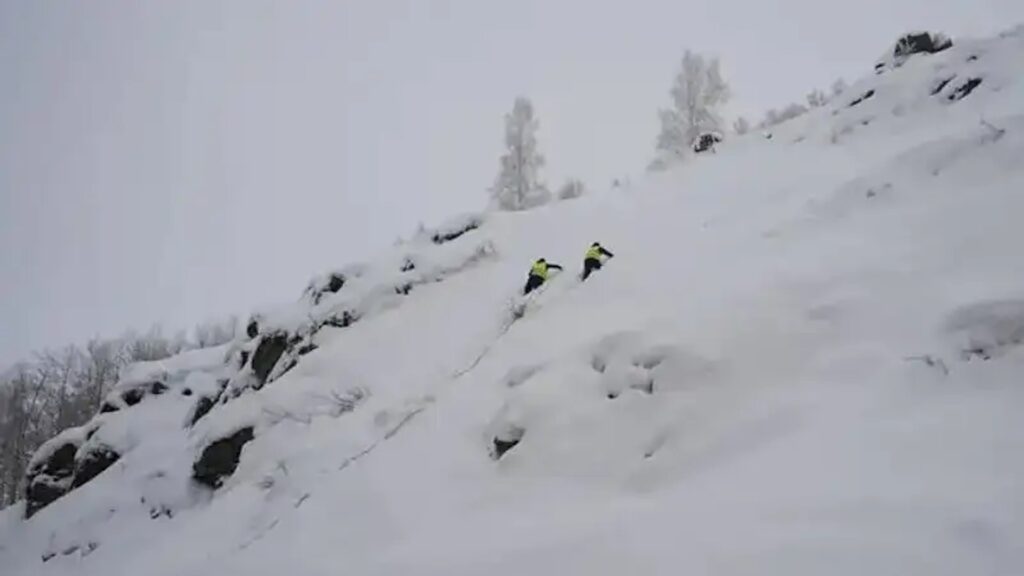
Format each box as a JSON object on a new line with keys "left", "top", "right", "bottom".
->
{"left": 3, "top": 27, "right": 1024, "bottom": 576}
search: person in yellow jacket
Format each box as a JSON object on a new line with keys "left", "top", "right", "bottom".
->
{"left": 581, "top": 242, "right": 614, "bottom": 281}
{"left": 523, "top": 258, "right": 563, "bottom": 295}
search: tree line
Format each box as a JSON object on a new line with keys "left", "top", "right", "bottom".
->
{"left": 0, "top": 318, "right": 237, "bottom": 507}
{"left": 490, "top": 50, "right": 848, "bottom": 210}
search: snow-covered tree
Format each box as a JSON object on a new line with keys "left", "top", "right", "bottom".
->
{"left": 194, "top": 315, "right": 238, "bottom": 348}
{"left": 732, "top": 116, "right": 751, "bottom": 135}
{"left": 831, "top": 78, "right": 848, "bottom": 98}
{"left": 758, "top": 102, "right": 809, "bottom": 129}
{"left": 651, "top": 50, "right": 731, "bottom": 169}
{"left": 806, "top": 89, "right": 827, "bottom": 108}
{"left": 490, "top": 97, "right": 549, "bottom": 211}
{"left": 557, "top": 179, "right": 586, "bottom": 201}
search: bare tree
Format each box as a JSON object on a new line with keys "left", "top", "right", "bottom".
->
{"left": 0, "top": 365, "right": 50, "bottom": 506}
{"left": 83, "top": 337, "right": 121, "bottom": 412}
{"left": 124, "top": 325, "right": 182, "bottom": 363}
{"left": 0, "top": 324, "right": 186, "bottom": 509}
{"left": 758, "top": 102, "right": 810, "bottom": 129}
{"left": 194, "top": 316, "right": 238, "bottom": 348}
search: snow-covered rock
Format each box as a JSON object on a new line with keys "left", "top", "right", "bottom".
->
{"left": 3, "top": 24, "right": 1024, "bottom": 576}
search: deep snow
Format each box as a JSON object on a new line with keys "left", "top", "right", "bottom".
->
{"left": 3, "top": 26, "right": 1024, "bottom": 576}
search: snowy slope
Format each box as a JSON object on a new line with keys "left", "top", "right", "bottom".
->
{"left": 3, "top": 26, "right": 1024, "bottom": 576}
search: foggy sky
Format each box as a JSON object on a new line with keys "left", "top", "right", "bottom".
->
{"left": 1, "top": 0, "right": 1021, "bottom": 365}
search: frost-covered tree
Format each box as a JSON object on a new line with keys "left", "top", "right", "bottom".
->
{"left": 194, "top": 316, "right": 238, "bottom": 348}
{"left": 651, "top": 50, "right": 731, "bottom": 169}
{"left": 831, "top": 78, "right": 848, "bottom": 98}
{"left": 651, "top": 50, "right": 733, "bottom": 168}
{"left": 806, "top": 89, "right": 827, "bottom": 108}
{"left": 758, "top": 102, "right": 809, "bottom": 129}
{"left": 557, "top": 179, "right": 586, "bottom": 201}
{"left": 733, "top": 116, "right": 751, "bottom": 135}
{"left": 490, "top": 97, "right": 549, "bottom": 211}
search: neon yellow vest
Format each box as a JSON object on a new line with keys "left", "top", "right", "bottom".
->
{"left": 585, "top": 245, "right": 603, "bottom": 260}
{"left": 530, "top": 261, "right": 548, "bottom": 279}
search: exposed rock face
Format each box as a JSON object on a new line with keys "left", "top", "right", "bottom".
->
{"left": 25, "top": 442, "right": 78, "bottom": 518}
{"left": 24, "top": 439, "right": 123, "bottom": 518}
{"left": 192, "top": 427, "right": 255, "bottom": 489}
{"left": 876, "top": 31, "right": 953, "bottom": 72}
{"left": 431, "top": 215, "right": 482, "bottom": 244}
{"left": 492, "top": 426, "right": 525, "bottom": 460}
{"left": 305, "top": 273, "right": 347, "bottom": 305}
{"left": 70, "top": 446, "right": 120, "bottom": 489}
{"left": 251, "top": 333, "right": 289, "bottom": 385}
{"left": 247, "top": 317, "right": 260, "bottom": 339}
{"left": 189, "top": 396, "right": 216, "bottom": 427}
{"left": 693, "top": 132, "right": 722, "bottom": 154}
{"left": 894, "top": 32, "right": 952, "bottom": 59}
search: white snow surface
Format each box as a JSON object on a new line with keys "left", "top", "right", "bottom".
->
{"left": 3, "top": 27, "right": 1024, "bottom": 575}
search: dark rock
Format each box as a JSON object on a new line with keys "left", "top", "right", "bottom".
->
{"left": 931, "top": 76, "right": 955, "bottom": 95}
{"left": 878, "top": 32, "right": 953, "bottom": 73}
{"left": 492, "top": 426, "right": 525, "bottom": 460}
{"left": 71, "top": 446, "right": 120, "bottom": 488}
{"left": 99, "top": 402, "right": 119, "bottom": 414}
{"left": 395, "top": 283, "right": 413, "bottom": 296}
{"left": 400, "top": 258, "right": 416, "bottom": 272}
{"left": 693, "top": 132, "right": 721, "bottom": 154}
{"left": 894, "top": 32, "right": 952, "bottom": 60}
{"left": 432, "top": 221, "right": 481, "bottom": 244}
{"left": 191, "top": 385, "right": 226, "bottom": 427}
{"left": 61, "top": 544, "right": 80, "bottom": 556}
{"left": 122, "top": 388, "right": 144, "bottom": 407}
{"left": 149, "top": 505, "right": 173, "bottom": 519}
{"left": 24, "top": 442, "right": 77, "bottom": 518}
{"left": 182, "top": 387, "right": 193, "bottom": 397}
{"left": 306, "top": 273, "right": 347, "bottom": 305}
{"left": 251, "top": 333, "right": 289, "bottom": 384}
{"left": 322, "top": 311, "right": 357, "bottom": 329}
{"left": 276, "top": 358, "right": 298, "bottom": 380}
{"left": 848, "top": 89, "right": 876, "bottom": 107}
{"left": 149, "top": 381, "right": 168, "bottom": 395}
{"left": 239, "top": 349, "right": 250, "bottom": 370}
{"left": 297, "top": 343, "right": 318, "bottom": 356}
{"left": 192, "top": 427, "right": 255, "bottom": 489}
{"left": 246, "top": 318, "right": 260, "bottom": 339}
{"left": 189, "top": 396, "right": 216, "bottom": 427}
{"left": 39, "top": 443, "right": 77, "bottom": 477}
{"left": 326, "top": 273, "right": 345, "bottom": 294}
{"left": 493, "top": 436, "right": 522, "bottom": 460}
{"left": 26, "top": 480, "right": 66, "bottom": 519}
{"left": 948, "top": 78, "right": 982, "bottom": 102}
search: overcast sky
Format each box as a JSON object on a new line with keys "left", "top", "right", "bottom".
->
{"left": 1, "top": 0, "right": 1021, "bottom": 365}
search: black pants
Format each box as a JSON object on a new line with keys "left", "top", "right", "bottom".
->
{"left": 523, "top": 274, "right": 544, "bottom": 295}
{"left": 581, "top": 258, "right": 602, "bottom": 281}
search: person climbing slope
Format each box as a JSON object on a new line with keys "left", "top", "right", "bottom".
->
{"left": 581, "top": 242, "right": 614, "bottom": 281}
{"left": 523, "top": 258, "right": 563, "bottom": 295}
